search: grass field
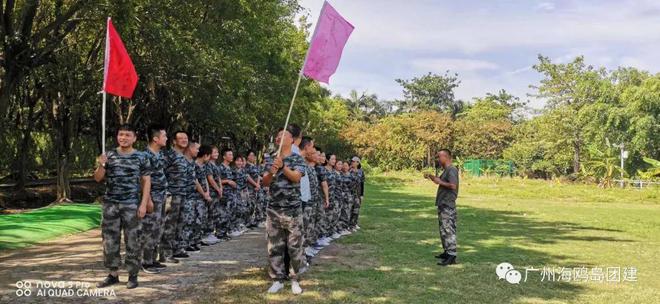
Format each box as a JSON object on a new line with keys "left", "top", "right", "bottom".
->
{"left": 0, "top": 203, "right": 101, "bottom": 250}
{"left": 211, "top": 172, "right": 660, "bottom": 304}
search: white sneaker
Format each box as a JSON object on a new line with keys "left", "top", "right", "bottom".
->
{"left": 291, "top": 280, "right": 303, "bottom": 295}
{"left": 355, "top": 225, "right": 361, "bottom": 230}
{"left": 229, "top": 230, "right": 241, "bottom": 237}
{"left": 332, "top": 233, "right": 341, "bottom": 239}
{"left": 207, "top": 234, "right": 219, "bottom": 244}
{"left": 340, "top": 230, "right": 351, "bottom": 236}
{"left": 304, "top": 247, "right": 315, "bottom": 257}
{"left": 267, "top": 281, "right": 284, "bottom": 293}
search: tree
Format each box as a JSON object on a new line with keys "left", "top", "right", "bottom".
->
{"left": 0, "top": 0, "right": 91, "bottom": 134}
{"left": 454, "top": 98, "right": 513, "bottom": 159}
{"left": 395, "top": 72, "right": 463, "bottom": 116}
{"left": 531, "top": 55, "right": 607, "bottom": 174}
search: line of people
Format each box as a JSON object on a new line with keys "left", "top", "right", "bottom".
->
{"left": 93, "top": 123, "right": 365, "bottom": 291}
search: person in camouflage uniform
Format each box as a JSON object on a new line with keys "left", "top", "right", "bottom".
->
{"left": 299, "top": 137, "right": 321, "bottom": 258}
{"left": 191, "top": 145, "right": 213, "bottom": 248}
{"left": 350, "top": 157, "right": 365, "bottom": 230}
{"left": 94, "top": 124, "right": 151, "bottom": 289}
{"left": 140, "top": 125, "right": 168, "bottom": 274}
{"left": 205, "top": 146, "right": 225, "bottom": 242}
{"left": 234, "top": 154, "right": 249, "bottom": 230}
{"left": 425, "top": 149, "right": 459, "bottom": 266}
{"left": 330, "top": 160, "right": 344, "bottom": 237}
{"left": 178, "top": 142, "right": 200, "bottom": 252}
{"left": 314, "top": 151, "right": 330, "bottom": 244}
{"left": 257, "top": 154, "right": 271, "bottom": 224}
{"left": 160, "top": 131, "right": 191, "bottom": 261}
{"left": 219, "top": 148, "right": 241, "bottom": 236}
{"left": 263, "top": 127, "right": 307, "bottom": 295}
{"left": 323, "top": 154, "right": 339, "bottom": 238}
{"left": 338, "top": 161, "right": 354, "bottom": 234}
{"left": 246, "top": 151, "right": 262, "bottom": 227}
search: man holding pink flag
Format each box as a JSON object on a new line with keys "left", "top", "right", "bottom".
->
{"left": 264, "top": 0, "right": 353, "bottom": 295}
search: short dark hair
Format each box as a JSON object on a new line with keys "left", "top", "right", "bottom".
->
{"left": 198, "top": 145, "right": 213, "bottom": 157}
{"left": 316, "top": 147, "right": 323, "bottom": 154}
{"left": 147, "top": 124, "right": 166, "bottom": 142}
{"left": 439, "top": 148, "right": 452, "bottom": 157}
{"left": 300, "top": 136, "right": 314, "bottom": 149}
{"left": 117, "top": 124, "right": 136, "bottom": 135}
{"left": 235, "top": 154, "right": 245, "bottom": 161}
{"left": 221, "top": 148, "right": 232, "bottom": 157}
{"left": 173, "top": 130, "right": 188, "bottom": 139}
{"left": 247, "top": 150, "right": 256, "bottom": 157}
{"left": 287, "top": 123, "right": 302, "bottom": 139}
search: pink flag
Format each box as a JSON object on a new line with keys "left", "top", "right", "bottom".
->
{"left": 302, "top": 1, "right": 354, "bottom": 84}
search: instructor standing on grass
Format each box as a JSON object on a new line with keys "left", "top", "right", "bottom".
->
{"left": 424, "top": 149, "right": 459, "bottom": 266}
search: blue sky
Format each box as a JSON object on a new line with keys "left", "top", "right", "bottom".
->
{"left": 298, "top": 0, "right": 660, "bottom": 108}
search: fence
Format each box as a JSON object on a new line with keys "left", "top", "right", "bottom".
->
{"left": 462, "top": 159, "right": 514, "bottom": 177}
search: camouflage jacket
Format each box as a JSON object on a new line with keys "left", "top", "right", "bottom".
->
{"left": 267, "top": 153, "right": 306, "bottom": 210}
{"left": 163, "top": 148, "right": 192, "bottom": 196}
{"left": 104, "top": 149, "right": 151, "bottom": 205}
{"left": 144, "top": 148, "right": 167, "bottom": 196}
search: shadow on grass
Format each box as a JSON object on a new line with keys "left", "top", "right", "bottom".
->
{"left": 308, "top": 176, "right": 637, "bottom": 303}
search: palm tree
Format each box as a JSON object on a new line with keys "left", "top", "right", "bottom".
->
{"left": 637, "top": 157, "right": 660, "bottom": 180}
{"left": 584, "top": 146, "right": 624, "bottom": 188}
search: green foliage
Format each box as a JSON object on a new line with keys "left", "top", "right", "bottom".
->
{"left": 637, "top": 157, "right": 660, "bottom": 180}
{"left": 582, "top": 145, "right": 624, "bottom": 188}
{"left": 394, "top": 72, "right": 464, "bottom": 116}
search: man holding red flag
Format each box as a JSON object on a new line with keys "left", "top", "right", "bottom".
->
{"left": 95, "top": 18, "right": 145, "bottom": 289}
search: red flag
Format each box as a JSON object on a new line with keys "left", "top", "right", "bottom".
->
{"left": 103, "top": 17, "right": 138, "bottom": 98}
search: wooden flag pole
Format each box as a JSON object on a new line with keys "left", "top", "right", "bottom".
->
{"left": 276, "top": 71, "right": 303, "bottom": 156}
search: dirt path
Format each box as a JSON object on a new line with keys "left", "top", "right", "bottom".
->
{"left": 0, "top": 227, "right": 272, "bottom": 303}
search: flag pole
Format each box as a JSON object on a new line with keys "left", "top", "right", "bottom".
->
{"left": 276, "top": 71, "right": 303, "bottom": 156}
{"left": 102, "top": 92, "right": 106, "bottom": 154}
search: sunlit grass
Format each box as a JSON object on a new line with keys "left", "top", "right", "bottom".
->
{"left": 206, "top": 172, "right": 660, "bottom": 303}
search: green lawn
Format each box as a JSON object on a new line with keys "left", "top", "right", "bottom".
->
{"left": 0, "top": 203, "right": 101, "bottom": 250}
{"left": 210, "top": 172, "right": 660, "bottom": 304}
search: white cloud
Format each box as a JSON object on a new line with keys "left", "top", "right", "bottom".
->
{"left": 536, "top": 2, "right": 556, "bottom": 12}
{"left": 297, "top": 0, "right": 660, "bottom": 107}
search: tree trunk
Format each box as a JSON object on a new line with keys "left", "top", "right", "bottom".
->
{"left": 15, "top": 92, "right": 37, "bottom": 191}
{"left": 573, "top": 133, "right": 582, "bottom": 174}
{"left": 50, "top": 89, "right": 76, "bottom": 204}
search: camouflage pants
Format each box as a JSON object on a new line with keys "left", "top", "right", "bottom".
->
{"left": 193, "top": 198, "right": 208, "bottom": 245}
{"left": 247, "top": 188, "right": 259, "bottom": 226}
{"left": 226, "top": 191, "right": 241, "bottom": 231}
{"left": 141, "top": 192, "right": 165, "bottom": 265}
{"left": 205, "top": 198, "right": 217, "bottom": 235}
{"left": 350, "top": 196, "right": 361, "bottom": 228}
{"left": 231, "top": 190, "right": 247, "bottom": 229}
{"left": 332, "top": 193, "right": 344, "bottom": 233}
{"left": 438, "top": 204, "right": 457, "bottom": 255}
{"left": 315, "top": 198, "right": 328, "bottom": 238}
{"left": 160, "top": 195, "right": 183, "bottom": 257}
{"left": 214, "top": 196, "right": 231, "bottom": 236}
{"left": 177, "top": 197, "right": 196, "bottom": 249}
{"left": 102, "top": 202, "right": 141, "bottom": 276}
{"left": 302, "top": 199, "right": 319, "bottom": 248}
{"left": 266, "top": 208, "right": 306, "bottom": 280}
{"left": 239, "top": 189, "right": 250, "bottom": 226}
{"left": 256, "top": 188, "right": 268, "bottom": 222}
{"left": 340, "top": 193, "right": 353, "bottom": 230}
